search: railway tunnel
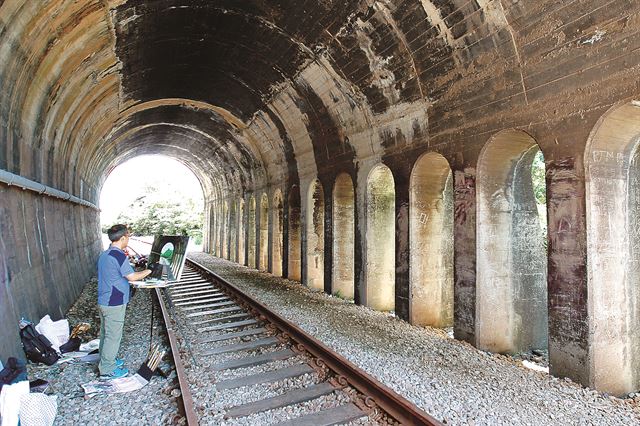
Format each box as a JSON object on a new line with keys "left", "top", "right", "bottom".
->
{"left": 1, "top": 0, "right": 640, "bottom": 400}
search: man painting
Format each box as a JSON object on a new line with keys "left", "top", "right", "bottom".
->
{"left": 97, "top": 224, "right": 151, "bottom": 379}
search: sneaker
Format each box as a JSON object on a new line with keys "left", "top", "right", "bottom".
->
{"left": 99, "top": 367, "right": 129, "bottom": 380}
{"left": 115, "top": 358, "right": 124, "bottom": 368}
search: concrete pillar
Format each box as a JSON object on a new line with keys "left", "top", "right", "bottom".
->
{"left": 332, "top": 173, "right": 355, "bottom": 300}
{"left": 409, "top": 152, "right": 454, "bottom": 328}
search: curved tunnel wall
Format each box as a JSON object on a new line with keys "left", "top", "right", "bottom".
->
{"left": 1, "top": 0, "right": 640, "bottom": 394}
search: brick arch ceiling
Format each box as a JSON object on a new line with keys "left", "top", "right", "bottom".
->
{"left": 0, "top": 0, "right": 512, "bottom": 202}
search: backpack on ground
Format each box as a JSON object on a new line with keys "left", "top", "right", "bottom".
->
{"left": 0, "top": 357, "right": 27, "bottom": 391}
{"left": 19, "top": 324, "right": 59, "bottom": 366}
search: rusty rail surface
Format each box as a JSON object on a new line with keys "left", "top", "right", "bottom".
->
{"left": 185, "top": 258, "right": 442, "bottom": 426}
{"left": 154, "top": 287, "right": 199, "bottom": 425}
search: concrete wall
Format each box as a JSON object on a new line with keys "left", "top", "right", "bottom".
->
{"left": 0, "top": 185, "right": 101, "bottom": 362}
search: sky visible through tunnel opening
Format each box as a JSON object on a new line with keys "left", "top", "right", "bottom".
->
{"left": 99, "top": 155, "right": 204, "bottom": 252}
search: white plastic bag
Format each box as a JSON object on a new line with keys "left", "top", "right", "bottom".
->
{"left": 0, "top": 380, "right": 29, "bottom": 426}
{"left": 20, "top": 393, "right": 57, "bottom": 426}
{"left": 35, "top": 315, "right": 69, "bottom": 353}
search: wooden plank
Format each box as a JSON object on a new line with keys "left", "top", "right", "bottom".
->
{"left": 201, "top": 336, "right": 280, "bottom": 356}
{"left": 181, "top": 300, "right": 236, "bottom": 315}
{"left": 212, "top": 348, "right": 293, "bottom": 371}
{"left": 171, "top": 285, "right": 216, "bottom": 294}
{"left": 170, "top": 287, "right": 223, "bottom": 299}
{"left": 172, "top": 292, "right": 224, "bottom": 303}
{"left": 275, "top": 403, "right": 365, "bottom": 426}
{"left": 199, "top": 327, "right": 268, "bottom": 344}
{"left": 173, "top": 291, "right": 223, "bottom": 299}
{"left": 182, "top": 300, "right": 235, "bottom": 311}
{"left": 192, "top": 317, "right": 257, "bottom": 329}
{"left": 225, "top": 382, "right": 336, "bottom": 418}
{"left": 192, "top": 307, "right": 243, "bottom": 323}
{"left": 169, "top": 282, "right": 211, "bottom": 291}
{"left": 187, "top": 302, "right": 244, "bottom": 318}
{"left": 175, "top": 276, "right": 200, "bottom": 281}
{"left": 215, "top": 364, "right": 315, "bottom": 391}
{"left": 175, "top": 296, "right": 229, "bottom": 307}
{"left": 170, "top": 279, "right": 207, "bottom": 286}
{"left": 171, "top": 289, "right": 222, "bottom": 298}
{"left": 197, "top": 313, "right": 251, "bottom": 330}
{"left": 173, "top": 277, "right": 206, "bottom": 283}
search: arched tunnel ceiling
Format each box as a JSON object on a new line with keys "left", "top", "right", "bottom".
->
{"left": 2, "top": 0, "right": 615, "bottom": 203}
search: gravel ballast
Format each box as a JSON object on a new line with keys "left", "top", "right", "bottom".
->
{"left": 25, "top": 278, "right": 182, "bottom": 426}
{"left": 165, "top": 270, "right": 372, "bottom": 425}
{"left": 189, "top": 252, "right": 640, "bottom": 425}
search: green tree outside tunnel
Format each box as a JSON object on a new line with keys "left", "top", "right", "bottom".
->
{"left": 102, "top": 184, "right": 203, "bottom": 244}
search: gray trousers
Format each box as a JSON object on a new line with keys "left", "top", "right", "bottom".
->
{"left": 98, "top": 304, "right": 127, "bottom": 375}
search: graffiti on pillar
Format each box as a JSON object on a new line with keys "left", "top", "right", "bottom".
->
{"left": 454, "top": 169, "right": 475, "bottom": 225}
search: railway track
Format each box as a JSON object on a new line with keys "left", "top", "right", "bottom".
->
{"left": 156, "top": 258, "right": 442, "bottom": 425}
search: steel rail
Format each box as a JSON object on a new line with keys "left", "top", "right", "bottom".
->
{"left": 154, "top": 287, "right": 199, "bottom": 425}
{"left": 186, "top": 258, "right": 442, "bottom": 426}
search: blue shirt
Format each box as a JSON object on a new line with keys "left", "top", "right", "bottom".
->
{"left": 97, "top": 246, "right": 134, "bottom": 306}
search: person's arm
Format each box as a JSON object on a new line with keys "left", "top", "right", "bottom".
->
{"left": 125, "top": 269, "right": 152, "bottom": 282}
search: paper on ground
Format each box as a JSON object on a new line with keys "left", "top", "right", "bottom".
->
{"left": 522, "top": 360, "right": 549, "bottom": 373}
{"left": 56, "top": 351, "right": 91, "bottom": 364}
{"left": 82, "top": 374, "right": 149, "bottom": 396}
{"left": 79, "top": 338, "right": 100, "bottom": 352}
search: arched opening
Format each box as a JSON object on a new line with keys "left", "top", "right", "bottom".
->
{"left": 476, "top": 130, "right": 548, "bottom": 355}
{"left": 306, "top": 179, "right": 324, "bottom": 290}
{"left": 248, "top": 195, "right": 257, "bottom": 268}
{"left": 586, "top": 102, "right": 640, "bottom": 395}
{"left": 98, "top": 154, "right": 204, "bottom": 253}
{"left": 332, "top": 173, "right": 355, "bottom": 299}
{"left": 272, "top": 190, "right": 284, "bottom": 277}
{"left": 365, "top": 165, "right": 395, "bottom": 312}
{"left": 216, "top": 202, "right": 223, "bottom": 257}
{"left": 238, "top": 198, "right": 245, "bottom": 265}
{"left": 222, "top": 201, "right": 229, "bottom": 259}
{"left": 259, "top": 193, "right": 269, "bottom": 271}
{"left": 229, "top": 200, "right": 237, "bottom": 262}
{"left": 288, "top": 186, "right": 302, "bottom": 281}
{"left": 208, "top": 204, "right": 218, "bottom": 255}
{"left": 409, "top": 152, "right": 454, "bottom": 327}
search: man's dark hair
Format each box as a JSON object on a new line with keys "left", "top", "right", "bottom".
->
{"left": 107, "top": 224, "right": 129, "bottom": 242}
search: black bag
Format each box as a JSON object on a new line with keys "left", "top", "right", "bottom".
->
{"left": 59, "top": 337, "right": 81, "bottom": 354}
{"left": 148, "top": 262, "right": 164, "bottom": 279}
{"left": 19, "top": 324, "right": 60, "bottom": 366}
{"left": 0, "top": 357, "right": 27, "bottom": 391}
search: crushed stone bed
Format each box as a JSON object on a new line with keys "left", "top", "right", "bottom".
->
{"left": 26, "top": 278, "right": 182, "bottom": 426}
{"left": 166, "top": 269, "right": 374, "bottom": 425}
{"left": 188, "top": 252, "right": 640, "bottom": 426}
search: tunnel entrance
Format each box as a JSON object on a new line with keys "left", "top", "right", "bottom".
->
{"left": 476, "top": 130, "right": 548, "bottom": 355}
{"left": 332, "top": 173, "right": 355, "bottom": 300}
{"left": 366, "top": 165, "right": 396, "bottom": 312}
{"left": 306, "top": 179, "right": 325, "bottom": 291}
{"left": 409, "top": 152, "right": 454, "bottom": 328}
{"left": 99, "top": 155, "right": 204, "bottom": 254}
